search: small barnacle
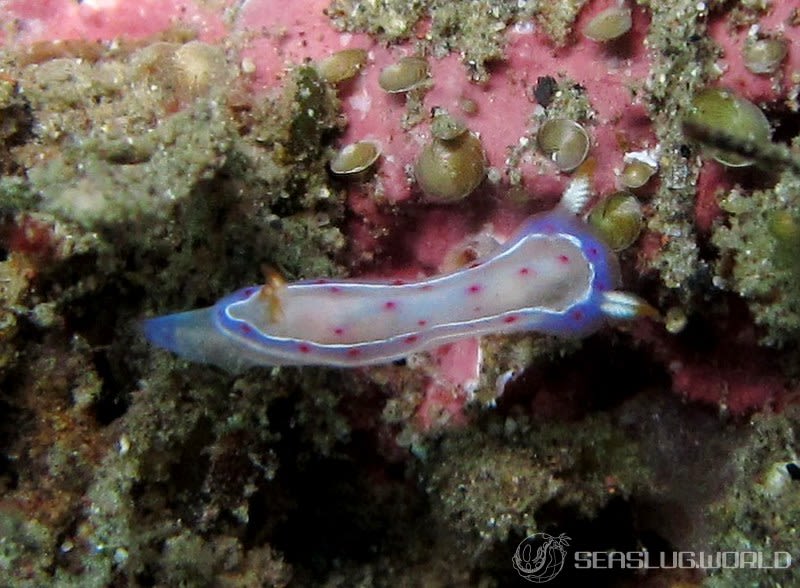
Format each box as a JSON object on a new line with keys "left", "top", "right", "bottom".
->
{"left": 317, "top": 48, "right": 368, "bottom": 84}
{"left": 378, "top": 56, "right": 429, "bottom": 93}
{"left": 768, "top": 211, "right": 800, "bottom": 244}
{"left": 685, "top": 88, "right": 770, "bottom": 167}
{"left": 620, "top": 151, "right": 658, "bottom": 189}
{"left": 587, "top": 191, "right": 643, "bottom": 251}
{"left": 743, "top": 34, "right": 788, "bottom": 75}
{"left": 172, "top": 41, "right": 228, "bottom": 98}
{"left": 537, "top": 118, "right": 590, "bottom": 172}
{"left": 583, "top": 6, "right": 633, "bottom": 42}
{"left": 130, "top": 41, "right": 180, "bottom": 79}
{"left": 430, "top": 111, "right": 467, "bottom": 141}
{"left": 329, "top": 140, "right": 381, "bottom": 177}
{"left": 414, "top": 128, "right": 487, "bottom": 203}
{"left": 768, "top": 210, "right": 800, "bottom": 269}
{"left": 664, "top": 306, "right": 688, "bottom": 334}
{"left": 458, "top": 97, "right": 478, "bottom": 115}
{"left": 760, "top": 461, "right": 800, "bottom": 497}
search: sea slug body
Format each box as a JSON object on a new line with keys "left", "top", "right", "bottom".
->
{"left": 143, "top": 179, "right": 653, "bottom": 372}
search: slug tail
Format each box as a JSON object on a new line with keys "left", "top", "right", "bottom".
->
{"left": 142, "top": 308, "right": 254, "bottom": 373}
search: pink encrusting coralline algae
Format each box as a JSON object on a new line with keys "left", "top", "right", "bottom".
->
{"left": 237, "top": 0, "right": 655, "bottom": 203}
{"left": 0, "top": 0, "right": 229, "bottom": 43}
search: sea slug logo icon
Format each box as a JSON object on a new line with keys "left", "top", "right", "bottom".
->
{"left": 512, "top": 532, "right": 571, "bottom": 583}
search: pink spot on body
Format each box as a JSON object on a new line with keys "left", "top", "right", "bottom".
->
{"left": 328, "top": 286, "right": 342, "bottom": 293}
{"left": 504, "top": 316, "right": 517, "bottom": 324}
{"left": 467, "top": 284, "right": 482, "bottom": 294}
{"left": 405, "top": 335, "right": 419, "bottom": 344}
{"left": 558, "top": 254, "right": 570, "bottom": 264}
{"left": 572, "top": 310, "right": 584, "bottom": 321}
{"left": 334, "top": 327, "right": 345, "bottom": 336}
{"left": 347, "top": 348, "right": 362, "bottom": 358}
{"left": 384, "top": 301, "right": 397, "bottom": 310}
{"left": 298, "top": 343, "right": 311, "bottom": 353}
{"left": 240, "top": 324, "right": 253, "bottom": 335}
{"left": 418, "top": 319, "right": 428, "bottom": 326}
{"left": 518, "top": 267, "right": 531, "bottom": 276}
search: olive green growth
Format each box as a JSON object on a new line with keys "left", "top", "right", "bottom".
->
{"left": 704, "top": 408, "right": 800, "bottom": 587}
{"left": 425, "top": 411, "right": 651, "bottom": 546}
{"left": 712, "top": 169, "right": 800, "bottom": 346}
{"left": 0, "top": 35, "right": 353, "bottom": 587}
{"left": 284, "top": 66, "right": 335, "bottom": 162}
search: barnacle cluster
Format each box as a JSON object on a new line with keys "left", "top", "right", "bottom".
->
{"left": 686, "top": 87, "right": 771, "bottom": 168}
{"left": 536, "top": 117, "right": 590, "bottom": 173}
{"left": 329, "top": 140, "right": 381, "bottom": 177}
{"left": 582, "top": 6, "right": 633, "bottom": 42}
{"left": 587, "top": 191, "right": 643, "bottom": 252}
{"left": 318, "top": 49, "right": 489, "bottom": 203}
{"left": 414, "top": 112, "right": 488, "bottom": 203}
{"left": 378, "top": 56, "right": 430, "bottom": 93}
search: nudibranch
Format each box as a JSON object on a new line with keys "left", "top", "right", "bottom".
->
{"left": 143, "top": 179, "right": 655, "bottom": 372}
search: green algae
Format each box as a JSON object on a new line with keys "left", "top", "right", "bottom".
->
{"left": 711, "top": 168, "right": 800, "bottom": 345}
{"left": 0, "top": 257, "right": 26, "bottom": 374}
{"left": 475, "top": 333, "right": 580, "bottom": 407}
{"left": 0, "top": 37, "right": 350, "bottom": 587}
{"left": 637, "top": 0, "right": 723, "bottom": 300}
{"left": 638, "top": 0, "right": 800, "bottom": 313}
{"left": 0, "top": 176, "right": 37, "bottom": 212}
{"left": 61, "top": 360, "right": 304, "bottom": 587}
{"left": 425, "top": 410, "right": 651, "bottom": 545}
{"left": 0, "top": 512, "right": 53, "bottom": 587}
{"left": 703, "top": 408, "right": 800, "bottom": 587}
{"left": 29, "top": 100, "right": 233, "bottom": 228}
{"left": 0, "top": 43, "right": 346, "bottom": 308}
{"left": 327, "top": 0, "right": 426, "bottom": 41}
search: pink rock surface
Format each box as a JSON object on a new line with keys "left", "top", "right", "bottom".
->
{"left": 1, "top": 0, "right": 228, "bottom": 43}
{"left": 694, "top": 2, "right": 800, "bottom": 232}
{"left": 238, "top": 0, "right": 655, "bottom": 207}
{"left": 412, "top": 338, "right": 481, "bottom": 431}
{"left": 635, "top": 316, "right": 789, "bottom": 415}
{"left": 711, "top": 1, "right": 800, "bottom": 104}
